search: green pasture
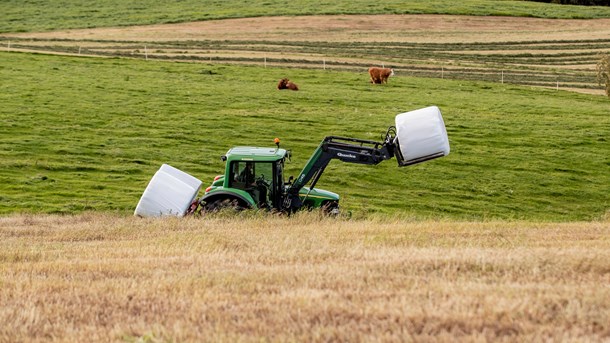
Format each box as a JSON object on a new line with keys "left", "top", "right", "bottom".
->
{"left": 2, "top": 0, "right": 610, "bottom": 33}
{"left": 1, "top": 52, "right": 608, "bottom": 220}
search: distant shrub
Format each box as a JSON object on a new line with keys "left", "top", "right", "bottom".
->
{"left": 526, "top": 0, "right": 610, "bottom": 5}
{"left": 597, "top": 54, "right": 610, "bottom": 97}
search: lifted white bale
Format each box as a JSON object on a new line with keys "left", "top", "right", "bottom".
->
{"left": 134, "top": 164, "right": 202, "bottom": 217}
{"left": 394, "top": 106, "right": 450, "bottom": 166}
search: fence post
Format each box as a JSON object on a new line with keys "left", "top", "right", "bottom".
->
{"left": 501, "top": 70, "right": 504, "bottom": 84}
{"left": 323, "top": 58, "right": 326, "bottom": 70}
{"left": 264, "top": 56, "right": 267, "bottom": 68}
{"left": 144, "top": 45, "right": 148, "bottom": 60}
{"left": 442, "top": 67, "right": 444, "bottom": 79}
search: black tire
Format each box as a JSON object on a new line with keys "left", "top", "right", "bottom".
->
{"left": 302, "top": 200, "right": 315, "bottom": 211}
{"left": 203, "top": 198, "right": 246, "bottom": 213}
{"left": 321, "top": 201, "right": 340, "bottom": 216}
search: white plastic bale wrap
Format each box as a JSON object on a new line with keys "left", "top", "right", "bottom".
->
{"left": 134, "top": 164, "right": 202, "bottom": 217}
{"left": 394, "top": 106, "right": 450, "bottom": 164}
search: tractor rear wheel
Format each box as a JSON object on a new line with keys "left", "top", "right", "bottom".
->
{"left": 203, "top": 198, "right": 246, "bottom": 213}
{"left": 185, "top": 198, "right": 201, "bottom": 216}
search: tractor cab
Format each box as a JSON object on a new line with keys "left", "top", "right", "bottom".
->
{"left": 201, "top": 144, "right": 340, "bottom": 212}
{"left": 201, "top": 146, "right": 289, "bottom": 211}
{"left": 223, "top": 148, "right": 287, "bottom": 209}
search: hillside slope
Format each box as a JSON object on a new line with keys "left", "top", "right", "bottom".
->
{"left": 1, "top": 52, "right": 608, "bottom": 220}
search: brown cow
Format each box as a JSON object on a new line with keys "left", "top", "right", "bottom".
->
{"left": 277, "top": 78, "right": 299, "bottom": 91}
{"left": 368, "top": 67, "right": 394, "bottom": 84}
{"left": 277, "top": 78, "right": 288, "bottom": 89}
{"left": 286, "top": 80, "right": 299, "bottom": 90}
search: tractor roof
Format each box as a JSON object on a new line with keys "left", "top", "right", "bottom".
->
{"left": 224, "top": 146, "right": 287, "bottom": 162}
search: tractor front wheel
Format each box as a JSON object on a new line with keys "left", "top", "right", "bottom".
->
{"left": 321, "top": 201, "right": 340, "bottom": 216}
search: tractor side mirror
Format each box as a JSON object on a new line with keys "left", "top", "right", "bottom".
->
{"left": 288, "top": 175, "right": 294, "bottom": 185}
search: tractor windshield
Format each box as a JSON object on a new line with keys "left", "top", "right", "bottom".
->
{"left": 229, "top": 161, "right": 274, "bottom": 207}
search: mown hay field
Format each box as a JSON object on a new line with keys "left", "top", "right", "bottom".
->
{"left": 5, "top": 14, "right": 610, "bottom": 94}
{"left": 1, "top": 213, "right": 609, "bottom": 342}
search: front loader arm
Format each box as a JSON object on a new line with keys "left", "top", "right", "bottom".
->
{"left": 288, "top": 135, "right": 397, "bottom": 195}
{"left": 281, "top": 106, "right": 450, "bottom": 213}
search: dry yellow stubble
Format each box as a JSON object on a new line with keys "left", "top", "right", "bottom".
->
{"left": 0, "top": 213, "right": 608, "bottom": 342}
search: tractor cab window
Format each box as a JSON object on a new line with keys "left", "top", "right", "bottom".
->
{"left": 237, "top": 162, "right": 256, "bottom": 186}
{"left": 230, "top": 161, "right": 274, "bottom": 207}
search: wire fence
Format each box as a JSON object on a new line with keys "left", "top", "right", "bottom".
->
{"left": 3, "top": 40, "right": 604, "bottom": 92}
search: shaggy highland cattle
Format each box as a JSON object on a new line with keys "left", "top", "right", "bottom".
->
{"left": 277, "top": 78, "right": 299, "bottom": 91}
{"left": 368, "top": 67, "right": 394, "bottom": 84}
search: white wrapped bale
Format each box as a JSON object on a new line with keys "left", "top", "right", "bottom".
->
{"left": 134, "top": 164, "right": 202, "bottom": 217}
{"left": 394, "top": 106, "right": 450, "bottom": 166}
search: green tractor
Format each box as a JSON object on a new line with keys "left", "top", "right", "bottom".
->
{"left": 198, "top": 143, "right": 340, "bottom": 214}
{"left": 134, "top": 106, "right": 450, "bottom": 217}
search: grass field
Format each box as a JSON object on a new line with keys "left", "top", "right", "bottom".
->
{"left": 1, "top": 51, "right": 609, "bottom": 220}
{"left": 3, "top": 0, "right": 610, "bottom": 34}
{"left": 1, "top": 213, "right": 608, "bottom": 342}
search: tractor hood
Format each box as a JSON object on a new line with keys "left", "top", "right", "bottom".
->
{"left": 299, "top": 187, "right": 339, "bottom": 201}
